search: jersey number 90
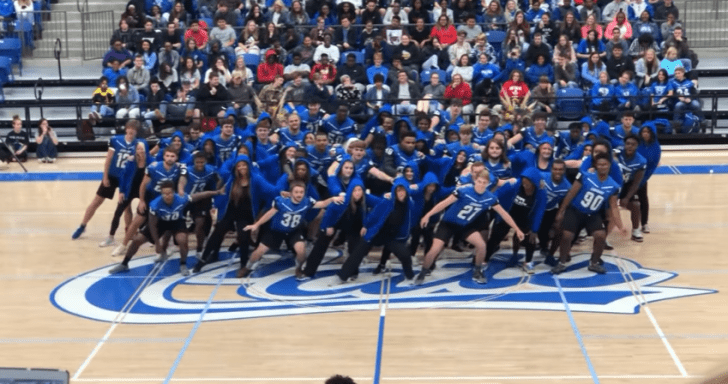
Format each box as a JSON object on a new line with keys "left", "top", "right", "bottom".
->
{"left": 580, "top": 191, "right": 604, "bottom": 211}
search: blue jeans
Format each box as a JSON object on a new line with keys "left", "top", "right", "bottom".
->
{"left": 226, "top": 104, "right": 254, "bottom": 118}
{"left": 36, "top": 135, "right": 57, "bottom": 159}
{"left": 91, "top": 104, "right": 114, "bottom": 117}
{"left": 674, "top": 99, "right": 700, "bottom": 120}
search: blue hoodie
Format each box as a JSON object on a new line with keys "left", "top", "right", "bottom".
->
{"left": 156, "top": 131, "right": 192, "bottom": 164}
{"left": 214, "top": 155, "right": 278, "bottom": 222}
{"left": 119, "top": 141, "right": 151, "bottom": 197}
{"left": 525, "top": 62, "right": 555, "bottom": 85}
{"left": 320, "top": 178, "right": 384, "bottom": 230}
{"left": 494, "top": 167, "right": 547, "bottom": 233}
{"left": 589, "top": 82, "right": 615, "bottom": 107}
{"left": 636, "top": 123, "right": 661, "bottom": 186}
{"left": 614, "top": 81, "right": 640, "bottom": 106}
{"left": 362, "top": 178, "right": 417, "bottom": 242}
{"left": 411, "top": 171, "right": 455, "bottom": 225}
{"left": 327, "top": 157, "right": 363, "bottom": 197}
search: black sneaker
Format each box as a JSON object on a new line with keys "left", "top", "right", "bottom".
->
{"left": 372, "top": 264, "right": 384, "bottom": 275}
{"left": 472, "top": 267, "right": 487, "bottom": 284}
{"left": 588, "top": 263, "right": 607, "bottom": 274}
{"left": 192, "top": 261, "right": 205, "bottom": 273}
{"left": 544, "top": 254, "right": 558, "bottom": 267}
{"left": 604, "top": 241, "right": 614, "bottom": 251}
{"left": 414, "top": 270, "right": 427, "bottom": 285}
{"left": 551, "top": 263, "right": 567, "bottom": 275}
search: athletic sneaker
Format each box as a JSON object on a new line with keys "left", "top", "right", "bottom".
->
{"left": 108, "top": 264, "right": 129, "bottom": 274}
{"left": 521, "top": 261, "right": 535, "bottom": 275}
{"left": 544, "top": 254, "right": 558, "bottom": 267}
{"left": 372, "top": 264, "right": 384, "bottom": 275}
{"left": 98, "top": 236, "right": 114, "bottom": 247}
{"left": 632, "top": 228, "right": 644, "bottom": 242}
{"left": 604, "top": 240, "right": 614, "bottom": 250}
{"left": 154, "top": 253, "right": 169, "bottom": 263}
{"left": 414, "top": 270, "right": 427, "bottom": 285}
{"left": 295, "top": 263, "right": 305, "bottom": 279}
{"left": 192, "top": 261, "right": 205, "bottom": 274}
{"left": 551, "top": 263, "right": 568, "bottom": 275}
{"left": 296, "top": 274, "right": 312, "bottom": 282}
{"left": 642, "top": 224, "right": 651, "bottom": 234}
{"left": 347, "top": 275, "right": 358, "bottom": 282}
{"left": 71, "top": 225, "right": 86, "bottom": 240}
{"left": 472, "top": 267, "right": 487, "bottom": 284}
{"left": 38, "top": 158, "right": 45, "bottom": 163}
{"left": 47, "top": 158, "right": 55, "bottom": 163}
{"left": 236, "top": 267, "right": 252, "bottom": 278}
{"left": 111, "top": 244, "right": 127, "bottom": 256}
{"left": 179, "top": 265, "right": 190, "bottom": 276}
{"left": 588, "top": 262, "right": 607, "bottom": 274}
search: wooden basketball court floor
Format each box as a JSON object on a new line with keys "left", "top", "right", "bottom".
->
{"left": 1, "top": 151, "right": 727, "bottom": 384}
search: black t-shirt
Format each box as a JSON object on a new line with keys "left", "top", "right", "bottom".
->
{"left": 6, "top": 130, "right": 28, "bottom": 152}
{"left": 381, "top": 200, "right": 406, "bottom": 236}
{"left": 509, "top": 185, "right": 536, "bottom": 229}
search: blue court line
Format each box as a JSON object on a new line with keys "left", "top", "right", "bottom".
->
{"left": 1, "top": 165, "right": 727, "bottom": 182}
{"left": 162, "top": 258, "right": 233, "bottom": 384}
{"left": 553, "top": 276, "right": 600, "bottom": 384}
{"left": 373, "top": 311, "right": 386, "bottom": 384}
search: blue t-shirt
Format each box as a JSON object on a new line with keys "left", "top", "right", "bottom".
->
{"left": 441, "top": 186, "right": 499, "bottom": 226}
{"left": 149, "top": 193, "right": 192, "bottom": 222}
{"left": 570, "top": 171, "right": 620, "bottom": 214}
{"left": 108, "top": 135, "right": 139, "bottom": 178}
{"left": 276, "top": 127, "right": 308, "bottom": 146}
{"left": 269, "top": 195, "right": 318, "bottom": 233}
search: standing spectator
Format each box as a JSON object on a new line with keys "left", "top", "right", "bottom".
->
{"left": 35, "top": 118, "right": 58, "bottom": 163}
{"left": 89, "top": 77, "right": 115, "bottom": 125}
{"left": 184, "top": 20, "right": 209, "bottom": 51}
{"left": 0, "top": 116, "right": 29, "bottom": 166}
{"left": 128, "top": 55, "right": 151, "bottom": 95}
{"left": 115, "top": 77, "right": 141, "bottom": 121}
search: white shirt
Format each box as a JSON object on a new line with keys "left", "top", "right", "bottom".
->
{"left": 313, "top": 44, "right": 340, "bottom": 64}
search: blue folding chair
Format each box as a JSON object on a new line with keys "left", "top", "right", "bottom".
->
{"left": 0, "top": 57, "right": 13, "bottom": 84}
{"left": 486, "top": 30, "right": 506, "bottom": 63}
{"left": 556, "top": 87, "right": 585, "bottom": 120}
{"left": 199, "top": 17, "right": 213, "bottom": 30}
{"left": 341, "top": 50, "right": 364, "bottom": 65}
{"left": 419, "top": 68, "right": 447, "bottom": 86}
{"left": 243, "top": 53, "right": 260, "bottom": 72}
{"left": 0, "top": 38, "right": 22, "bottom": 75}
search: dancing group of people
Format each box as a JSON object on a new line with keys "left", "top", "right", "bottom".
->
{"left": 71, "top": 105, "right": 660, "bottom": 283}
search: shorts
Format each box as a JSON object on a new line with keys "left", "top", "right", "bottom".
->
{"left": 562, "top": 205, "right": 606, "bottom": 235}
{"left": 140, "top": 219, "right": 186, "bottom": 243}
{"left": 96, "top": 175, "right": 120, "bottom": 200}
{"left": 474, "top": 210, "right": 493, "bottom": 232}
{"left": 260, "top": 226, "right": 306, "bottom": 250}
{"left": 139, "top": 190, "right": 157, "bottom": 215}
{"left": 186, "top": 199, "right": 212, "bottom": 219}
{"left": 618, "top": 180, "right": 639, "bottom": 201}
{"left": 434, "top": 221, "right": 481, "bottom": 243}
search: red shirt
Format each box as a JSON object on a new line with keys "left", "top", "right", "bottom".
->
{"left": 444, "top": 82, "right": 472, "bottom": 105}
{"left": 184, "top": 29, "right": 209, "bottom": 48}
{"left": 310, "top": 63, "right": 337, "bottom": 82}
{"left": 430, "top": 25, "right": 457, "bottom": 45}
{"left": 500, "top": 80, "right": 529, "bottom": 103}
{"left": 257, "top": 62, "right": 284, "bottom": 84}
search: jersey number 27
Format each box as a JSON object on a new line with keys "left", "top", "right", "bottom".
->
{"left": 457, "top": 204, "right": 482, "bottom": 221}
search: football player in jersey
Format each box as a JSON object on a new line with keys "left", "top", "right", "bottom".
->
{"left": 539, "top": 159, "right": 571, "bottom": 266}
{"left": 415, "top": 170, "right": 525, "bottom": 285}
{"left": 551, "top": 152, "right": 628, "bottom": 275}
{"left": 73, "top": 120, "right": 141, "bottom": 240}
{"left": 237, "top": 182, "right": 345, "bottom": 278}
{"left": 108, "top": 181, "right": 223, "bottom": 275}
{"left": 507, "top": 112, "right": 550, "bottom": 150}
{"left": 616, "top": 134, "right": 647, "bottom": 242}
{"left": 182, "top": 152, "right": 221, "bottom": 254}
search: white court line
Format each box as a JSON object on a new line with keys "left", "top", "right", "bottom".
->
{"left": 72, "top": 374, "right": 698, "bottom": 382}
{"left": 615, "top": 258, "right": 689, "bottom": 378}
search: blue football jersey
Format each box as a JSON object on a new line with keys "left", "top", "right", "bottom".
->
{"left": 213, "top": 134, "right": 240, "bottom": 163}
{"left": 108, "top": 135, "right": 139, "bottom": 178}
{"left": 543, "top": 175, "right": 572, "bottom": 210}
{"left": 441, "top": 186, "right": 499, "bottom": 226}
{"left": 150, "top": 194, "right": 192, "bottom": 222}
{"left": 145, "top": 162, "right": 188, "bottom": 196}
{"left": 185, "top": 164, "right": 219, "bottom": 194}
{"left": 521, "top": 126, "right": 550, "bottom": 149}
{"left": 616, "top": 152, "right": 647, "bottom": 184}
{"left": 276, "top": 127, "right": 307, "bottom": 146}
{"left": 571, "top": 171, "right": 620, "bottom": 214}
{"left": 321, "top": 116, "right": 357, "bottom": 145}
{"left": 269, "top": 195, "right": 318, "bottom": 233}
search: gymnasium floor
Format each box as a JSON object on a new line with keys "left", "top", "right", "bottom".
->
{"left": 0, "top": 151, "right": 727, "bottom": 384}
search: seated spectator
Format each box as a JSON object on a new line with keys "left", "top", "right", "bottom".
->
{"left": 614, "top": 70, "right": 640, "bottom": 112}
{"left": 136, "top": 20, "right": 163, "bottom": 53}
{"left": 660, "top": 47, "right": 684, "bottom": 77}
{"left": 457, "top": 14, "right": 483, "bottom": 44}
{"left": 629, "top": 33, "right": 659, "bottom": 61}
{"left": 167, "top": 2, "right": 189, "bottom": 29}
{"left": 232, "top": 56, "right": 255, "bottom": 85}
{"left": 259, "top": 22, "right": 282, "bottom": 51}
{"left": 470, "top": 33, "right": 496, "bottom": 65}
{"left": 245, "top": 4, "right": 265, "bottom": 26}
{"left": 581, "top": 14, "right": 603, "bottom": 40}
{"left": 654, "top": 0, "right": 679, "bottom": 21}
{"left": 314, "top": 34, "right": 340, "bottom": 65}
{"left": 311, "top": 54, "right": 337, "bottom": 86}
{"left": 34, "top": 118, "right": 58, "bottom": 163}
{"left": 257, "top": 49, "right": 285, "bottom": 85}
{"left": 383, "top": 1, "right": 408, "bottom": 25}
{"left": 502, "top": 0, "right": 518, "bottom": 23}
{"left": 661, "top": 12, "right": 681, "bottom": 42}
{"left": 589, "top": 71, "right": 615, "bottom": 113}
{"left": 360, "top": 0, "right": 382, "bottom": 25}
{"left": 605, "top": 27, "right": 629, "bottom": 60}
{"left": 338, "top": 53, "right": 367, "bottom": 85}
{"left": 483, "top": 0, "right": 506, "bottom": 31}
{"left": 184, "top": 20, "right": 209, "bottom": 51}
{"left": 534, "top": 13, "right": 557, "bottom": 46}
{"left": 431, "top": 0, "right": 454, "bottom": 25}
{"left": 0, "top": 116, "right": 29, "bottom": 165}
{"left": 524, "top": 32, "right": 551, "bottom": 67}
{"left": 259, "top": 75, "right": 286, "bottom": 114}
{"left": 554, "top": 55, "right": 578, "bottom": 89}
{"left": 444, "top": 73, "right": 474, "bottom": 117}
{"left": 606, "top": 45, "right": 634, "bottom": 82}
{"left": 602, "top": 0, "right": 630, "bottom": 22}
{"left": 525, "top": 54, "right": 554, "bottom": 87}
{"left": 162, "top": 80, "right": 196, "bottom": 122}
{"left": 408, "top": 0, "right": 429, "bottom": 24}
{"left": 213, "top": 1, "right": 236, "bottom": 26}
{"left": 552, "top": 0, "right": 579, "bottom": 22}
{"left": 553, "top": 34, "right": 577, "bottom": 65}
{"left": 309, "top": 16, "right": 329, "bottom": 46}
{"left": 284, "top": 53, "right": 312, "bottom": 83}
{"left": 291, "top": 35, "right": 316, "bottom": 66}
{"left": 448, "top": 31, "right": 472, "bottom": 69}
{"left": 142, "top": 78, "right": 167, "bottom": 130}
{"left": 670, "top": 66, "right": 699, "bottom": 121}
{"left": 102, "top": 59, "right": 128, "bottom": 87}
{"left": 452, "top": 54, "right": 474, "bottom": 84}
{"left": 649, "top": 69, "right": 672, "bottom": 112}
{"left": 265, "top": 0, "right": 290, "bottom": 27}
{"left": 389, "top": 70, "right": 422, "bottom": 116}
{"left": 632, "top": 10, "right": 660, "bottom": 43}
{"left": 365, "top": 73, "right": 390, "bottom": 116}
{"left": 663, "top": 26, "right": 697, "bottom": 69}
{"left": 579, "top": 0, "right": 602, "bottom": 24}
{"left": 335, "top": 75, "right": 364, "bottom": 115}
{"left": 495, "top": 47, "right": 525, "bottom": 84}
{"left": 313, "top": 3, "right": 338, "bottom": 27}
{"left": 421, "top": 37, "right": 450, "bottom": 71}
{"left": 283, "top": 74, "right": 308, "bottom": 113}
{"left": 181, "top": 38, "right": 206, "bottom": 70}
{"left": 158, "top": 62, "right": 179, "bottom": 93}
{"left": 148, "top": 5, "right": 168, "bottom": 29}
{"left": 509, "top": 11, "right": 530, "bottom": 41}
{"left": 205, "top": 57, "right": 232, "bottom": 87}
{"left": 581, "top": 52, "right": 607, "bottom": 88}
{"left": 360, "top": 21, "right": 381, "bottom": 49}
{"left": 121, "top": 3, "right": 143, "bottom": 29}
{"left": 194, "top": 72, "right": 231, "bottom": 119}
{"left": 337, "top": 1, "right": 357, "bottom": 25}
{"left": 159, "top": 40, "right": 180, "bottom": 69}
{"left": 393, "top": 34, "right": 421, "bottom": 75}
{"left": 236, "top": 20, "right": 261, "bottom": 56}
{"left": 115, "top": 77, "right": 141, "bottom": 120}
{"left": 576, "top": 29, "right": 606, "bottom": 61}
{"left": 367, "top": 52, "right": 389, "bottom": 84}
{"left": 452, "top": 0, "right": 474, "bottom": 24}
{"left": 334, "top": 16, "right": 357, "bottom": 52}
{"left": 524, "top": 0, "right": 544, "bottom": 23}
{"left": 531, "top": 76, "right": 555, "bottom": 114}
{"left": 180, "top": 56, "right": 201, "bottom": 89}
{"left": 210, "top": 17, "right": 237, "bottom": 57}
{"left": 307, "top": 73, "right": 334, "bottom": 113}
{"left": 472, "top": 53, "right": 501, "bottom": 86}
{"left": 88, "top": 77, "right": 115, "bottom": 125}
{"left": 502, "top": 29, "right": 524, "bottom": 61}
{"left": 127, "top": 55, "right": 150, "bottom": 96}
{"left": 430, "top": 14, "right": 457, "bottom": 47}
{"left": 605, "top": 10, "right": 633, "bottom": 41}
{"left": 628, "top": 0, "right": 653, "bottom": 21}
{"left": 558, "top": 11, "right": 581, "bottom": 44}
{"left": 197, "top": 0, "right": 215, "bottom": 18}
{"left": 365, "top": 35, "right": 390, "bottom": 67}
{"left": 111, "top": 19, "right": 136, "bottom": 53}
{"left": 139, "top": 40, "right": 158, "bottom": 76}
{"left": 383, "top": 16, "right": 405, "bottom": 46}
{"left": 499, "top": 69, "right": 530, "bottom": 112}
{"left": 103, "top": 40, "right": 133, "bottom": 69}
{"left": 281, "top": 25, "right": 302, "bottom": 52}
{"left": 410, "top": 17, "right": 430, "bottom": 48}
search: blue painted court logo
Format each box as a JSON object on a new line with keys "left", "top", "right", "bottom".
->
{"left": 50, "top": 251, "right": 716, "bottom": 324}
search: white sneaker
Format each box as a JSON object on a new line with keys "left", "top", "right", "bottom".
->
{"left": 642, "top": 224, "right": 650, "bottom": 234}
{"left": 111, "top": 244, "right": 127, "bottom": 256}
{"left": 47, "top": 157, "right": 55, "bottom": 163}
{"left": 38, "top": 158, "right": 44, "bottom": 163}
{"left": 631, "top": 228, "right": 644, "bottom": 243}
{"left": 99, "top": 236, "right": 115, "bottom": 247}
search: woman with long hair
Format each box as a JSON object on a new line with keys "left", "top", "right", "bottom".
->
{"left": 158, "top": 62, "right": 179, "bottom": 92}
{"left": 553, "top": 34, "right": 576, "bottom": 65}
{"left": 409, "top": 0, "right": 430, "bottom": 24}
{"left": 576, "top": 29, "right": 606, "bottom": 61}
{"left": 499, "top": 69, "right": 530, "bottom": 111}
{"left": 503, "top": 0, "right": 519, "bottom": 23}
{"left": 635, "top": 48, "right": 660, "bottom": 88}
{"left": 451, "top": 54, "right": 473, "bottom": 83}
{"left": 35, "top": 118, "right": 58, "bottom": 163}
{"left": 288, "top": 0, "right": 310, "bottom": 32}
{"left": 236, "top": 20, "right": 261, "bottom": 56}
{"left": 431, "top": 0, "right": 454, "bottom": 24}
{"left": 483, "top": 0, "right": 506, "bottom": 31}
{"left": 635, "top": 124, "right": 661, "bottom": 235}
{"left": 649, "top": 69, "right": 672, "bottom": 111}
{"left": 204, "top": 57, "right": 232, "bottom": 86}
{"left": 259, "top": 21, "right": 281, "bottom": 50}
{"left": 509, "top": 10, "right": 530, "bottom": 41}
{"left": 244, "top": 4, "right": 265, "bottom": 25}
{"left": 180, "top": 56, "right": 201, "bottom": 89}
{"left": 580, "top": 13, "right": 603, "bottom": 40}
{"left": 559, "top": 11, "right": 581, "bottom": 44}
{"left": 581, "top": 51, "right": 607, "bottom": 88}
{"left": 659, "top": 46, "right": 684, "bottom": 76}
{"left": 167, "top": 2, "right": 188, "bottom": 29}
{"left": 181, "top": 38, "right": 206, "bottom": 70}
{"left": 430, "top": 14, "right": 457, "bottom": 47}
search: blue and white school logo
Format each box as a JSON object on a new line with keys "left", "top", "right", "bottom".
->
{"left": 50, "top": 251, "right": 716, "bottom": 324}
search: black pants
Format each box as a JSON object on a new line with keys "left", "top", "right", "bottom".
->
{"left": 376, "top": 223, "right": 434, "bottom": 269}
{"left": 637, "top": 182, "right": 649, "bottom": 226}
{"left": 303, "top": 229, "right": 360, "bottom": 277}
{"left": 537, "top": 208, "right": 558, "bottom": 252}
{"left": 338, "top": 235, "right": 414, "bottom": 281}
{"left": 486, "top": 219, "right": 536, "bottom": 262}
{"left": 110, "top": 197, "right": 134, "bottom": 236}
{"left": 198, "top": 209, "right": 252, "bottom": 265}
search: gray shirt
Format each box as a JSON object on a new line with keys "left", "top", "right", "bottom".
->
{"left": 210, "top": 26, "right": 236, "bottom": 46}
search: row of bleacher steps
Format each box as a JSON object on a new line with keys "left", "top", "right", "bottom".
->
{"left": 695, "top": 57, "right": 728, "bottom": 138}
